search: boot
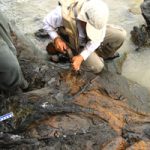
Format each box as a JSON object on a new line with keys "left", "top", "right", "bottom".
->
{"left": 20, "top": 78, "right": 29, "bottom": 90}
{"left": 104, "top": 52, "right": 120, "bottom": 61}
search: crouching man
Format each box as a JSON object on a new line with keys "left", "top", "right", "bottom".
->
{"left": 0, "top": 12, "right": 28, "bottom": 91}
{"left": 43, "top": 0, "right": 126, "bottom": 73}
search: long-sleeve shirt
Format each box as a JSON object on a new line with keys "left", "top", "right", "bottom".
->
{"left": 43, "top": 6, "right": 100, "bottom": 60}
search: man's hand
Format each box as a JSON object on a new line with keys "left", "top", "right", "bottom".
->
{"left": 54, "top": 37, "right": 67, "bottom": 54}
{"left": 71, "top": 55, "right": 84, "bottom": 71}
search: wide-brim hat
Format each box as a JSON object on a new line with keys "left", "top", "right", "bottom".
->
{"left": 77, "top": 0, "right": 109, "bottom": 43}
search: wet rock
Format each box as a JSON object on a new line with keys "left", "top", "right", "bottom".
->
{"left": 10, "top": 21, "right": 47, "bottom": 61}
{"left": 123, "top": 123, "right": 150, "bottom": 145}
{"left": 26, "top": 114, "right": 117, "bottom": 150}
{"left": 126, "top": 141, "right": 150, "bottom": 150}
{"left": 1, "top": 51, "right": 150, "bottom": 149}
{"left": 130, "top": 0, "right": 150, "bottom": 51}
{"left": 84, "top": 70, "right": 150, "bottom": 113}
{"left": 102, "top": 137, "right": 127, "bottom": 150}
{"left": 34, "top": 29, "right": 49, "bottom": 39}
{"left": 105, "top": 52, "right": 127, "bottom": 74}
{"left": 0, "top": 132, "right": 39, "bottom": 149}
{"left": 141, "top": 0, "right": 150, "bottom": 26}
{"left": 130, "top": 25, "right": 150, "bottom": 51}
{"left": 1, "top": 49, "right": 150, "bottom": 149}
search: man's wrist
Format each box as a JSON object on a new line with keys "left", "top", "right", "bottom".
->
{"left": 80, "top": 50, "right": 89, "bottom": 60}
{"left": 79, "top": 55, "right": 84, "bottom": 62}
{"left": 54, "top": 36, "right": 61, "bottom": 43}
{"left": 48, "top": 31, "right": 59, "bottom": 41}
{"left": 54, "top": 36, "right": 62, "bottom": 47}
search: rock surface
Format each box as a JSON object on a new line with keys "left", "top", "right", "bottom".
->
{"left": 130, "top": 0, "right": 150, "bottom": 51}
{"left": 0, "top": 18, "right": 150, "bottom": 150}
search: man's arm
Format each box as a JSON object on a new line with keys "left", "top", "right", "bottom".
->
{"left": 43, "top": 6, "right": 63, "bottom": 41}
{"left": 80, "top": 41, "right": 100, "bottom": 60}
{"left": 43, "top": 6, "right": 68, "bottom": 53}
{"left": 72, "top": 41, "right": 100, "bottom": 71}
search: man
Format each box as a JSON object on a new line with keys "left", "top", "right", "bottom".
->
{"left": 43, "top": 0, "right": 126, "bottom": 73}
{"left": 0, "top": 12, "right": 28, "bottom": 91}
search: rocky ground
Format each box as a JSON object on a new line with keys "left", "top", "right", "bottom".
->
{"left": 0, "top": 15, "right": 150, "bottom": 150}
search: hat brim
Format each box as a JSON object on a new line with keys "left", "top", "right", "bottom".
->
{"left": 86, "top": 23, "right": 106, "bottom": 43}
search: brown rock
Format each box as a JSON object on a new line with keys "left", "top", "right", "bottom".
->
{"left": 102, "top": 137, "right": 127, "bottom": 150}
{"left": 126, "top": 141, "right": 150, "bottom": 150}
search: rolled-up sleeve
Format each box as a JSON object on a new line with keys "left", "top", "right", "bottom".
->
{"left": 43, "top": 6, "right": 63, "bottom": 41}
{"left": 80, "top": 41, "right": 100, "bottom": 60}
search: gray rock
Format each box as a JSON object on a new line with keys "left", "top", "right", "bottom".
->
{"left": 141, "top": 0, "right": 150, "bottom": 26}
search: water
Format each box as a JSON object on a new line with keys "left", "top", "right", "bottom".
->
{"left": 0, "top": 0, "right": 150, "bottom": 90}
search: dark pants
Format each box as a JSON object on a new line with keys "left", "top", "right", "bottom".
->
{"left": 0, "top": 12, "right": 24, "bottom": 90}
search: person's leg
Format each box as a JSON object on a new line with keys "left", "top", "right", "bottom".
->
{"left": 0, "top": 12, "right": 17, "bottom": 55}
{"left": 0, "top": 13, "right": 28, "bottom": 90}
{"left": 83, "top": 52, "right": 104, "bottom": 74}
{"left": 0, "top": 36, "right": 25, "bottom": 90}
{"left": 96, "top": 24, "right": 126, "bottom": 59}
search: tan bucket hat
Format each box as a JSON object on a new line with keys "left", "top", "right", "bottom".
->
{"left": 77, "top": 0, "right": 109, "bottom": 43}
